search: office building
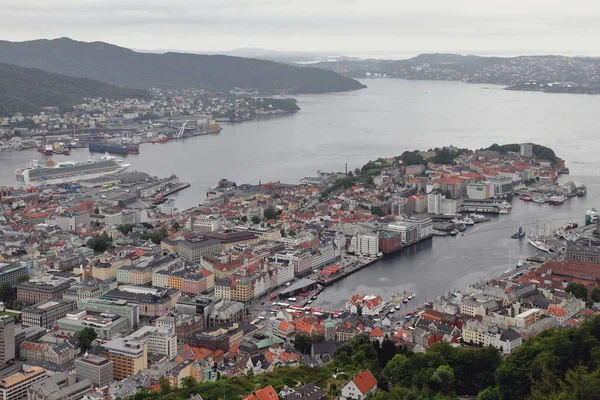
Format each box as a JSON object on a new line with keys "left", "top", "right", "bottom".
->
{"left": 16, "top": 279, "right": 71, "bottom": 305}
{"left": 76, "top": 298, "right": 139, "bottom": 330}
{"left": 74, "top": 355, "right": 113, "bottom": 388}
{"left": 0, "top": 316, "right": 15, "bottom": 364}
{"left": 186, "top": 323, "right": 244, "bottom": 351}
{"left": 57, "top": 310, "right": 129, "bottom": 341}
{"left": 177, "top": 238, "right": 221, "bottom": 264}
{"left": 101, "top": 286, "right": 180, "bottom": 318}
{"left": 0, "top": 367, "right": 47, "bottom": 400}
{"left": 0, "top": 264, "right": 29, "bottom": 286}
{"left": 350, "top": 234, "right": 379, "bottom": 257}
{"left": 27, "top": 373, "right": 92, "bottom": 400}
{"left": 102, "top": 338, "right": 147, "bottom": 381}
{"left": 124, "top": 326, "right": 177, "bottom": 361}
{"left": 62, "top": 280, "right": 117, "bottom": 302}
{"left": 22, "top": 300, "right": 77, "bottom": 329}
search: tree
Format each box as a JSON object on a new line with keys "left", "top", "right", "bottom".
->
{"left": 78, "top": 327, "right": 98, "bottom": 351}
{"left": 0, "top": 283, "right": 15, "bottom": 303}
{"left": 241, "top": 215, "right": 248, "bottom": 223}
{"left": 566, "top": 282, "right": 588, "bottom": 301}
{"left": 294, "top": 334, "right": 313, "bottom": 354}
{"left": 171, "top": 221, "right": 181, "bottom": 230}
{"left": 264, "top": 207, "right": 276, "bottom": 220}
{"left": 371, "top": 206, "right": 384, "bottom": 217}
{"left": 87, "top": 232, "right": 112, "bottom": 253}
{"left": 16, "top": 275, "right": 30, "bottom": 283}
{"left": 477, "top": 387, "right": 501, "bottom": 400}
{"left": 117, "top": 224, "right": 133, "bottom": 235}
{"left": 429, "top": 365, "right": 455, "bottom": 396}
{"left": 280, "top": 228, "right": 286, "bottom": 237}
{"left": 159, "top": 378, "right": 171, "bottom": 395}
{"left": 251, "top": 216, "right": 261, "bottom": 225}
{"left": 591, "top": 287, "right": 600, "bottom": 303}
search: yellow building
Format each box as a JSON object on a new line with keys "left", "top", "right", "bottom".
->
{"left": 102, "top": 338, "right": 147, "bottom": 381}
{"left": 168, "top": 275, "right": 183, "bottom": 290}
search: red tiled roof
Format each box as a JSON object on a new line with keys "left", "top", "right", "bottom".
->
{"left": 243, "top": 386, "right": 279, "bottom": 400}
{"left": 352, "top": 370, "right": 377, "bottom": 394}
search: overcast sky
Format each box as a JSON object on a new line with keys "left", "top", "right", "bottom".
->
{"left": 4, "top": 0, "right": 600, "bottom": 57}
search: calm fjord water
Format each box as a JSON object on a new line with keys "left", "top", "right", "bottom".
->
{"left": 2, "top": 78, "right": 600, "bottom": 308}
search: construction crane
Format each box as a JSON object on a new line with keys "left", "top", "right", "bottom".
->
{"left": 174, "top": 120, "right": 189, "bottom": 139}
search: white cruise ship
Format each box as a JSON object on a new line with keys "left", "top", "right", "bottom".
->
{"left": 16, "top": 155, "right": 129, "bottom": 185}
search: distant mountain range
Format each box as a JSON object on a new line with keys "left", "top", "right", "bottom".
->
{"left": 0, "top": 63, "right": 151, "bottom": 117}
{"left": 311, "top": 53, "right": 600, "bottom": 93}
{"left": 0, "top": 38, "right": 365, "bottom": 94}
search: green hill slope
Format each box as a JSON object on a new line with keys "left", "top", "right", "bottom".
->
{"left": 0, "top": 38, "right": 365, "bottom": 93}
{"left": 0, "top": 63, "right": 151, "bottom": 116}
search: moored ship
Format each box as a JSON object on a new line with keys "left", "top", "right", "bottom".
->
{"left": 89, "top": 142, "right": 139, "bottom": 155}
{"left": 15, "top": 155, "right": 130, "bottom": 185}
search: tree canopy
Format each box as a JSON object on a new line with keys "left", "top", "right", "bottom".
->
{"left": 566, "top": 282, "right": 588, "bottom": 301}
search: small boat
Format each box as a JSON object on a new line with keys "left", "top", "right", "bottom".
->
{"left": 377, "top": 252, "right": 383, "bottom": 258}
{"left": 547, "top": 194, "right": 566, "bottom": 205}
{"left": 395, "top": 305, "right": 401, "bottom": 310}
{"left": 388, "top": 308, "right": 395, "bottom": 314}
{"left": 520, "top": 196, "right": 533, "bottom": 202}
{"left": 449, "top": 229, "right": 459, "bottom": 236}
{"left": 471, "top": 213, "right": 488, "bottom": 223}
{"left": 563, "top": 221, "right": 579, "bottom": 230}
{"left": 412, "top": 292, "right": 416, "bottom": 297}
{"left": 533, "top": 195, "right": 547, "bottom": 203}
{"left": 402, "top": 298, "right": 408, "bottom": 304}
{"left": 516, "top": 260, "right": 524, "bottom": 268}
{"left": 511, "top": 225, "right": 526, "bottom": 239}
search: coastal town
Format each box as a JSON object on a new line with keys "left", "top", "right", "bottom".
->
{"left": 0, "top": 91, "right": 299, "bottom": 152}
{"left": 0, "top": 140, "right": 597, "bottom": 399}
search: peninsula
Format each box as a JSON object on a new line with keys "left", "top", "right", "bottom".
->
{"left": 313, "top": 53, "right": 600, "bottom": 95}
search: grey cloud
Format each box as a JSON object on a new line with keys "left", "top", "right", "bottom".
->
{"left": 3, "top": 0, "right": 600, "bottom": 54}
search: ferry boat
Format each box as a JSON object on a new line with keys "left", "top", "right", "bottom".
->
{"left": 15, "top": 155, "right": 130, "bottom": 185}
{"left": 585, "top": 208, "right": 598, "bottom": 225}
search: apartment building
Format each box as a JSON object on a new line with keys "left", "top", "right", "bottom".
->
{"left": 102, "top": 338, "right": 147, "bottom": 381}
{"left": 0, "top": 263, "right": 29, "bottom": 286}
{"left": 0, "top": 367, "right": 47, "bottom": 400}
{"left": 125, "top": 326, "right": 177, "bottom": 361}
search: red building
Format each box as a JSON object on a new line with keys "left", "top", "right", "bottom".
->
{"left": 379, "top": 231, "right": 402, "bottom": 253}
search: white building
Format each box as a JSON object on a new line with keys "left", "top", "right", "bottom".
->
{"left": 520, "top": 143, "right": 533, "bottom": 158}
{"left": 440, "top": 199, "right": 457, "bottom": 215}
{"left": 403, "top": 217, "right": 433, "bottom": 239}
{"left": 350, "top": 234, "right": 379, "bottom": 257}
{"left": 467, "top": 182, "right": 494, "bottom": 200}
{"left": 427, "top": 192, "right": 442, "bottom": 214}
{"left": 125, "top": 326, "right": 177, "bottom": 361}
{"left": 340, "top": 370, "right": 377, "bottom": 400}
